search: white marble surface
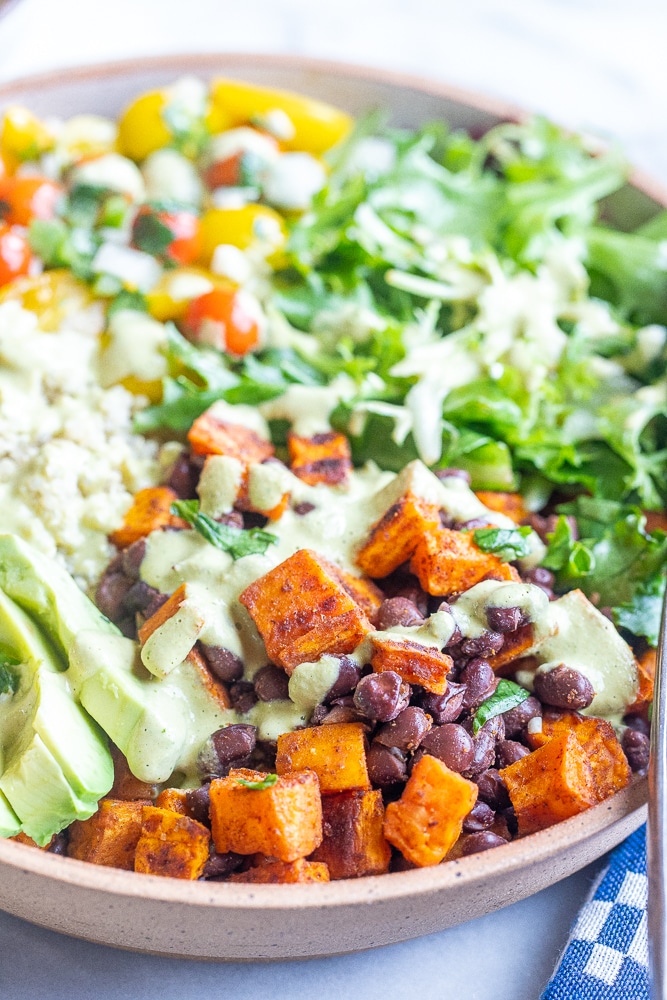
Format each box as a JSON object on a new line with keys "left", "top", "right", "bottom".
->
{"left": 0, "top": 2, "right": 661, "bottom": 997}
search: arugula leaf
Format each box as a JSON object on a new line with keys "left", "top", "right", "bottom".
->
{"left": 612, "top": 573, "right": 666, "bottom": 647}
{"left": 235, "top": 773, "right": 278, "bottom": 790}
{"left": 472, "top": 526, "right": 532, "bottom": 561}
{"left": 171, "top": 500, "right": 277, "bottom": 560}
{"left": 0, "top": 659, "right": 19, "bottom": 696}
{"left": 132, "top": 212, "right": 174, "bottom": 256}
{"left": 473, "top": 680, "right": 530, "bottom": 735}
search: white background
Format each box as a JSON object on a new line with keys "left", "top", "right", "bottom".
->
{"left": 0, "top": 2, "right": 662, "bottom": 997}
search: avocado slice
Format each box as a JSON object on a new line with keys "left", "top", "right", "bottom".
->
{"left": 0, "top": 789, "right": 20, "bottom": 838}
{"left": 0, "top": 588, "right": 113, "bottom": 845}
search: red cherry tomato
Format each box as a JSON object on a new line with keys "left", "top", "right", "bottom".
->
{"left": 132, "top": 207, "right": 201, "bottom": 266}
{"left": 0, "top": 176, "right": 62, "bottom": 227}
{"left": 0, "top": 225, "right": 32, "bottom": 286}
{"left": 184, "top": 286, "right": 261, "bottom": 356}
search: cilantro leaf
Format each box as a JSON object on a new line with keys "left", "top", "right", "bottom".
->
{"left": 612, "top": 573, "right": 666, "bottom": 647}
{"left": 472, "top": 526, "right": 532, "bottom": 561}
{"left": 171, "top": 500, "right": 277, "bottom": 560}
{"left": 473, "top": 679, "right": 530, "bottom": 735}
{"left": 235, "top": 773, "right": 278, "bottom": 790}
{"left": 132, "top": 212, "right": 174, "bottom": 256}
{"left": 107, "top": 289, "right": 149, "bottom": 317}
{"left": 542, "top": 516, "right": 596, "bottom": 577}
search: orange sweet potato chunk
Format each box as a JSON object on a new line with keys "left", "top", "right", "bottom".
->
{"left": 287, "top": 430, "right": 352, "bottom": 486}
{"left": 227, "top": 859, "right": 330, "bottom": 883}
{"left": 67, "top": 799, "right": 145, "bottom": 870}
{"left": 488, "top": 624, "right": 537, "bottom": 673}
{"left": 109, "top": 486, "right": 182, "bottom": 549}
{"left": 409, "top": 527, "right": 508, "bottom": 596}
{"left": 526, "top": 712, "right": 631, "bottom": 801}
{"left": 187, "top": 412, "right": 274, "bottom": 463}
{"left": 324, "top": 562, "right": 384, "bottom": 619}
{"left": 356, "top": 492, "right": 442, "bottom": 578}
{"left": 475, "top": 491, "right": 530, "bottom": 524}
{"left": 628, "top": 648, "right": 655, "bottom": 712}
{"left": 310, "top": 789, "right": 391, "bottom": 879}
{"left": 369, "top": 635, "right": 453, "bottom": 695}
{"left": 109, "top": 745, "right": 158, "bottom": 802}
{"left": 134, "top": 805, "right": 210, "bottom": 879}
{"left": 276, "top": 723, "right": 370, "bottom": 795}
{"left": 209, "top": 768, "right": 322, "bottom": 862}
{"left": 499, "top": 731, "right": 598, "bottom": 835}
{"left": 154, "top": 788, "right": 190, "bottom": 815}
{"left": 383, "top": 754, "right": 478, "bottom": 866}
{"left": 239, "top": 549, "right": 373, "bottom": 673}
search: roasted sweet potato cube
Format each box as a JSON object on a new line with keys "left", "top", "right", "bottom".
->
{"left": 109, "top": 745, "right": 158, "bottom": 802}
{"left": 188, "top": 410, "right": 274, "bottom": 463}
{"left": 310, "top": 789, "right": 391, "bottom": 879}
{"left": 154, "top": 788, "right": 190, "bottom": 815}
{"left": 186, "top": 644, "right": 232, "bottom": 709}
{"left": 287, "top": 430, "right": 352, "bottom": 486}
{"left": 324, "top": 562, "right": 384, "bottom": 618}
{"left": 488, "top": 624, "right": 537, "bottom": 673}
{"left": 67, "top": 799, "right": 145, "bottom": 870}
{"left": 526, "top": 712, "right": 631, "bottom": 801}
{"left": 227, "top": 858, "right": 330, "bottom": 883}
{"left": 383, "top": 754, "right": 478, "bottom": 867}
{"left": 134, "top": 805, "right": 210, "bottom": 879}
{"left": 209, "top": 768, "right": 322, "bottom": 861}
{"left": 356, "top": 492, "right": 441, "bottom": 578}
{"left": 629, "top": 648, "right": 655, "bottom": 711}
{"left": 500, "top": 731, "right": 598, "bottom": 835}
{"left": 410, "top": 527, "right": 508, "bottom": 596}
{"left": 276, "top": 723, "right": 370, "bottom": 795}
{"left": 369, "top": 634, "right": 453, "bottom": 695}
{"left": 110, "top": 486, "right": 182, "bottom": 549}
{"left": 474, "top": 491, "right": 530, "bottom": 524}
{"left": 239, "top": 549, "right": 373, "bottom": 673}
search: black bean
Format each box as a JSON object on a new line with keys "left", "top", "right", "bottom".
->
{"left": 353, "top": 671, "right": 411, "bottom": 722}
{"left": 200, "top": 645, "right": 244, "bottom": 684}
{"left": 435, "top": 467, "right": 472, "bottom": 486}
{"left": 168, "top": 450, "right": 200, "bottom": 499}
{"left": 48, "top": 831, "right": 69, "bottom": 855}
{"left": 420, "top": 682, "right": 466, "bottom": 724}
{"left": 203, "top": 851, "right": 244, "bottom": 879}
{"left": 310, "top": 705, "right": 328, "bottom": 725}
{"left": 293, "top": 501, "right": 316, "bottom": 516}
{"left": 120, "top": 538, "right": 147, "bottom": 580}
{"left": 502, "top": 696, "right": 542, "bottom": 738}
{"left": 375, "top": 706, "right": 432, "bottom": 752}
{"left": 464, "top": 727, "right": 496, "bottom": 777}
{"left": 486, "top": 605, "right": 527, "bottom": 633}
{"left": 622, "top": 729, "right": 650, "bottom": 773}
{"left": 375, "top": 597, "right": 425, "bottom": 630}
{"left": 496, "top": 739, "right": 530, "bottom": 768}
{"left": 319, "top": 704, "right": 368, "bottom": 726}
{"left": 474, "top": 768, "right": 510, "bottom": 810}
{"left": 229, "top": 681, "right": 258, "bottom": 714}
{"left": 462, "top": 801, "right": 495, "bottom": 833}
{"left": 198, "top": 724, "right": 257, "bottom": 778}
{"left": 522, "top": 566, "right": 555, "bottom": 600}
{"left": 140, "top": 592, "right": 169, "bottom": 624}
{"left": 460, "top": 831, "right": 509, "bottom": 855}
{"left": 185, "top": 784, "right": 211, "bottom": 825}
{"left": 95, "top": 571, "right": 132, "bottom": 622}
{"left": 216, "top": 511, "right": 244, "bottom": 530}
{"left": 623, "top": 714, "right": 650, "bottom": 737}
{"left": 457, "top": 517, "right": 493, "bottom": 531}
{"left": 325, "top": 657, "right": 362, "bottom": 702}
{"left": 460, "top": 658, "right": 497, "bottom": 711}
{"left": 366, "top": 743, "right": 408, "bottom": 787}
{"left": 253, "top": 664, "right": 290, "bottom": 702}
{"left": 121, "top": 580, "right": 161, "bottom": 615}
{"left": 421, "top": 723, "right": 474, "bottom": 773}
{"left": 533, "top": 665, "right": 594, "bottom": 710}
{"left": 460, "top": 632, "right": 504, "bottom": 658}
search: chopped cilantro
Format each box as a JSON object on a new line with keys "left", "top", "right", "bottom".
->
{"left": 132, "top": 212, "right": 174, "bottom": 256}
{"left": 472, "top": 526, "right": 532, "bottom": 562}
{"left": 473, "top": 680, "right": 530, "bottom": 735}
{"left": 235, "top": 773, "right": 278, "bottom": 790}
{"left": 171, "top": 500, "right": 277, "bottom": 560}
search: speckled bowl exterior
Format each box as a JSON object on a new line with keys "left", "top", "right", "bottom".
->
{"left": 0, "top": 54, "right": 660, "bottom": 960}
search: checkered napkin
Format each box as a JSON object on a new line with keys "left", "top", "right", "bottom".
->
{"left": 541, "top": 825, "right": 649, "bottom": 999}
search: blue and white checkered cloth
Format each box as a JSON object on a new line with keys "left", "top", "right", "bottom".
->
{"left": 542, "top": 825, "right": 649, "bottom": 999}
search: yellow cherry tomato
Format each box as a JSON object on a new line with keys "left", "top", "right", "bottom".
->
{"left": 198, "top": 205, "right": 287, "bottom": 266}
{"left": 1, "top": 106, "right": 53, "bottom": 173}
{"left": 145, "top": 266, "right": 218, "bottom": 322}
{"left": 209, "top": 78, "right": 352, "bottom": 155}
{"left": 116, "top": 91, "right": 172, "bottom": 162}
{"left": 0, "top": 270, "right": 93, "bottom": 331}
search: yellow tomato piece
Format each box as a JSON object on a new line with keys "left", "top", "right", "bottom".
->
{"left": 0, "top": 270, "right": 93, "bottom": 331}
{"left": 210, "top": 78, "right": 352, "bottom": 155}
{"left": 1, "top": 106, "right": 53, "bottom": 172}
{"left": 146, "top": 266, "right": 217, "bottom": 322}
{"left": 198, "top": 205, "right": 286, "bottom": 265}
{"left": 119, "top": 375, "right": 164, "bottom": 404}
{"left": 116, "top": 90, "right": 172, "bottom": 162}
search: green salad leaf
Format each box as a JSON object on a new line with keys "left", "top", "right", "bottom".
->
{"left": 171, "top": 500, "right": 277, "bottom": 560}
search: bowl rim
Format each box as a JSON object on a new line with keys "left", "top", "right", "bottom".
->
{"left": 0, "top": 51, "right": 656, "bottom": 915}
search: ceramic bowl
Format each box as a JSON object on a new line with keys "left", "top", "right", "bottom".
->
{"left": 0, "top": 53, "right": 660, "bottom": 961}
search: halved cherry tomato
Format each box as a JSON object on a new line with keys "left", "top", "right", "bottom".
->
{"left": 0, "top": 176, "right": 62, "bottom": 226}
{"left": 0, "top": 225, "right": 32, "bottom": 286}
{"left": 184, "top": 286, "right": 261, "bottom": 356}
{"left": 132, "top": 207, "right": 201, "bottom": 266}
